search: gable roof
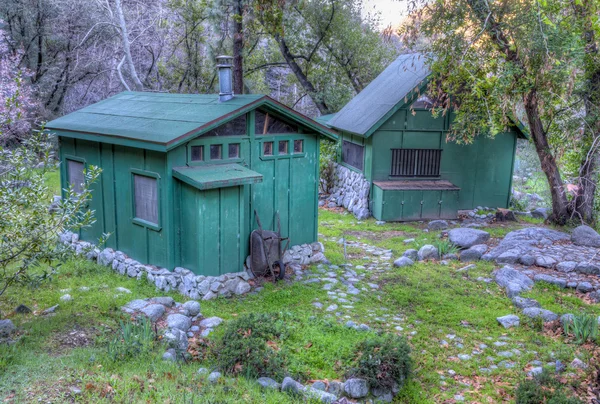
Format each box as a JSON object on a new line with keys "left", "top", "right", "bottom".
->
{"left": 328, "top": 53, "right": 430, "bottom": 137}
{"left": 46, "top": 92, "right": 337, "bottom": 151}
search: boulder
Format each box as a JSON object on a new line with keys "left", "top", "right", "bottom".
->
{"left": 303, "top": 387, "right": 337, "bottom": 403}
{"left": 531, "top": 208, "right": 548, "bottom": 220}
{"left": 519, "top": 255, "right": 536, "bottom": 266}
{"left": 402, "top": 249, "right": 418, "bottom": 261}
{"left": 163, "top": 328, "right": 188, "bottom": 351}
{"left": 393, "top": 257, "right": 414, "bottom": 267}
{"left": 576, "top": 282, "right": 594, "bottom": 293}
{"left": 97, "top": 248, "right": 115, "bottom": 267}
{"left": 208, "top": 371, "right": 222, "bottom": 383}
{"left": 459, "top": 248, "right": 483, "bottom": 262}
{"left": 282, "top": 377, "right": 304, "bottom": 394}
{"left": 494, "top": 266, "right": 534, "bottom": 297}
{"left": 257, "top": 377, "right": 280, "bottom": 390}
{"left": 149, "top": 297, "right": 175, "bottom": 307}
{"left": 167, "top": 314, "right": 192, "bottom": 332}
{"left": 140, "top": 304, "right": 165, "bottom": 321}
{"left": 199, "top": 317, "right": 223, "bottom": 328}
{"left": 497, "top": 315, "right": 520, "bottom": 329}
{"left": 533, "top": 274, "right": 566, "bottom": 288}
{"left": 343, "top": 378, "right": 369, "bottom": 398}
{"left": 182, "top": 301, "right": 201, "bottom": 317}
{"left": 234, "top": 280, "right": 251, "bottom": 295}
{"left": 571, "top": 225, "right": 600, "bottom": 247}
{"left": 0, "top": 319, "right": 16, "bottom": 337}
{"left": 162, "top": 348, "right": 177, "bottom": 362}
{"left": 511, "top": 296, "right": 541, "bottom": 309}
{"left": 428, "top": 220, "right": 448, "bottom": 230}
{"left": 417, "top": 245, "right": 439, "bottom": 261}
{"left": 448, "top": 228, "right": 490, "bottom": 249}
{"left": 557, "top": 261, "right": 577, "bottom": 273}
{"left": 522, "top": 307, "right": 559, "bottom": 322}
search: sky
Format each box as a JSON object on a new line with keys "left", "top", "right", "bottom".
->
{"left": 362, "top": 0, "right": 407, "bottom": 29}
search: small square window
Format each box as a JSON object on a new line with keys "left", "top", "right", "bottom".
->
{"left": 228, "top": 143, "right": 240, "bottom": 159}
{"left": 210, "top": 144, "right": 222, "bottom": 160}
{"left": 191, "top": 145, "right": 203, "bottom": 161}
{"left": 263, "top": 141, "right": 273, "bottom": 156}
{"left": 293, "top": 139, "right": 303, "bottom": 154}
{"left": 278, "top": 141, "right": 288, "bottom": 155}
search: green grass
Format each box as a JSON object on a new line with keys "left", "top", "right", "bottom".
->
{"left": 1, "top": 183, "right": 596, "bottom": 402}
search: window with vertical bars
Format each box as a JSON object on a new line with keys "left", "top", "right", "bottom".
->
{"left": 133, "top": 174, "right": 158, "bottom": 225}
{"left": 390, "top": 149, "right": 442, "bottom": 177}
{"left": 67, "top": 160, "right": 85, "bottom": 194}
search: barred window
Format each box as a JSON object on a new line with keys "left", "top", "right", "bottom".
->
{"left": 390, "top": 149, "right": 442, "bottom": 177}
{"left": 67, "top": 160, "right": 85, "bottom": 194}
{"left": 342, "top": 141, "right": 364, "bottom": 171}
{"left": 134, "top": 174, "right": 158, "bottom": 225}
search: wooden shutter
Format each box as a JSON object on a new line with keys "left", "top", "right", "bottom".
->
{"left": 390, "top": 149, "right": 441, "bottom": 177}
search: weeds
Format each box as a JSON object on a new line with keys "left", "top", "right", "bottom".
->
{"left": 107, "top": 316, "right": 156, "bottom": 361}
{"left": 563, "top": 313, "right": 598, "bottom": 344}
{"left": 434, "top": 239, "right": 459, "bottom": 256}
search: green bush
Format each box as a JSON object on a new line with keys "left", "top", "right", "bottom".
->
{"left": 346, "top": 334, "right": 412, "bottom": 392}
{"left": 563, "top": 313, "right": 598, "bottom": 344}
{"left": 107, "top": 317, "right": 156, "bottom": 361}
{"left": 434, "top": 239, "right": 459, "bottom": 256}
{"left": 515, "top": 371, "right": 581, "bottom": 403}
{"left": 213, "top": 313, "right": 289, "bottom": 380}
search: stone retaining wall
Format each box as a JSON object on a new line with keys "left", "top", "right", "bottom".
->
{"left": 323, "top": 163, "right": 370, "bottom": 220}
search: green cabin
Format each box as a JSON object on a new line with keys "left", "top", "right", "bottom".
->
{"left": 321, "top": 53, "right": 527, "bottom": 221}
{"left": 47, "top": 75, "right": 337, "bottom": 276}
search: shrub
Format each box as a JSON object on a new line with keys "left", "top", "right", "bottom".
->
{"left": 346, "top": 334, "right": 412, "bottom": 392}
{"left": 434, "top": 239, "right": 459, "bottom": 256}
{"left": 563, "top": 313, "right": 598, "bottom": 344}
{"left": 213, "top": 313, "right": 289, "bottom": 380}
{"left": 515, "top": 370, "right": 581, "bottom": 404}
{"left": 107, "top": 317, "right": 156, "bottom": 361}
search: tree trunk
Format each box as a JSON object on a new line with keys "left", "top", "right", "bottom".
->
{"left": 232, "top": 0, "right": 244, "bottom": 95}
{"left": 523, "top": 90, "right": 570, "bottom": 223}
{"left": 275, "top": 34, "right": 330, "bottom": 115}
{"left": 115, "top": 0, "right": 143, "bottom": 91}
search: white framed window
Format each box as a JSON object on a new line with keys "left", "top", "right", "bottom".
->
{"left": 132, "top": 171, "right": 160, "bottom": 229}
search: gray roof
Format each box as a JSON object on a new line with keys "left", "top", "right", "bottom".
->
{"left": 328, "top": 53, "right": 430, "bottom": 136}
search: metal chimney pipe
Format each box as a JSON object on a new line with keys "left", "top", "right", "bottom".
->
{"left": 216, "top": 55, "right": 234, "bottom": 102}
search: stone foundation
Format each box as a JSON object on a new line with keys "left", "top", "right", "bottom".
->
{"left": 323, "top": 163, "right": 370, "bottom": 220}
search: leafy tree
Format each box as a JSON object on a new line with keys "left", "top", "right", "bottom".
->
{"left": 401, "top": 0, "right": 600, "bottom": 224}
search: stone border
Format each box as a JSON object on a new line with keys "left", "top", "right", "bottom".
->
{"left": 321, "top": 163, "right": 370, "bottom": 220}
{"left": 59, "top": 231, "right": 326, "bottom": 300}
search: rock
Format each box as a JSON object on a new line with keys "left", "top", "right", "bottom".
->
{"left": 528, "top": 367, "right": 543, "bottom": 377}
{"left": 234, "top": 280, "right": 251, "bottom": 295}
{"left": 115, "top": 287, "right": 132, "bottom": 294}
{"left": 328, "top": 381, "right": 344, "bottom": 396}
{"left": 42, "top": 305, "right": 59, "bottom": 314}
{"left": 576, "top": 282, "right": 593, "bottom": 293}
{"left": 494, "top": 266, "right": 534, "bottom": 297}
{"left": 393, "top": 257, "right": 414, "bottom": 267}
{"left": 458, "top": 354, "right": 471, "bottom": 360}
{"left": 417, "top": 245, "right": 439, "bottom": 261}
{"left": 97, "top": 248, "right": 115, "bottom": 266}
{"left": 571, "top": 358, "right": 587, "bottom": 369}
{"left": 402, "top": 249, "right": 418, "bottom": 261}
{"left": 14, "top": 304, "right": 32, "bottom": 314}
{"left": 162, "top": 348, "right": 177, "bottom": 362}
{"left": 485, "top": 228, "right": 570, "bottom": 262}
{"left": 60, "top": 294, "right": 73, "bottom": 302}
{"left": 575, "top": 262, "right": 600, "bottom": 275}
{"left": 257, "top": 377, "right": 280, "bottom": 390}
{"left": 199, "top": 317, "right": 223, "bottom": 328}
{"left": 428, "top": 220, "right": 448, "bottom": 230}
{"left": 149, "top": 297, "right": 175, "bottom": 307}
{"left": 557, "top": 261, "right": 577, "bottom": 273}
{"left": 343, "top": 378, "right": 369, "bottom": 398}
{"left": 182, "top": 301, "right": 201, "bottom": 317}
{"left": 122, "top": 299, "right": 148, "bottom": 312}
{"left": 571, "top": 225, "right": 600, "bottom": 247}
{"left": 533, "top": 274, "right": 566, "bottom": 288}
{"left": 304, "top": 387, "right": 337, "bottom": 403}
{"left": 164, "top": 328, "right": 189, "bottom": 351}
{"left": 448, "top": 228, "right": 490, "bottom": 249}
{"left": 208, "top": 371, "right": 222, "bottom": 383}
{"left": 531, "top": 208, "right": 548, "bottom": 220}
{"left": 281, "top": 377, "right": 304, "bottom": 394}
{"left": 520, "top": 255, "right": 536, "bottom": 266}
{"left": 460, "top": 248, "right": 483, "bottom": 262}
{"left": 512, "top": 296, "right": 541, "bottom": 309}
{"left": 0, "top": 320, "right": 16, "bottom": 337}
{"left": 497, "top": 315, "right": 520, "bottom": 328}
{"left": 140, "top": 304, "right": 165, "bottom": 322}
{"left": 560, "top": 314, "right": 574, "bottom": 326}
{"left": 167, "top": 314, "right": 192, "bottom": 332}
{"left": 202, "top": 291, "right": 217, "bottom": 300}
{"left": 312, "top": 381, "right": 327, "bottom": 391}
{"left": 522, "top": 308, "right": 559, "bottom": 322}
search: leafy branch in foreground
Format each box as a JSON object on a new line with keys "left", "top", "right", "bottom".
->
{"left": 0, "top": 126, "right": 101, "bottom": 299}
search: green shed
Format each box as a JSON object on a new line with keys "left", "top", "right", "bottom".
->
{"left": 323, "top": 53, "right": 528, "bottom": 221}
{"left": 47, "top": 71, "right": 337, "bottom": 276}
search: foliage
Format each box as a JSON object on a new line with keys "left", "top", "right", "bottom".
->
{"left": 319, "top": 139, "right": 337, "bottom": 193}
{"left": 515, "top": 370, "right": 582, "bottom": 404}
{"left": 213, "top": 313, "right": 289, "bottom": 379}
{"left": 0, "top": 126, "right": 101, "bottom": 299}
{"left": 107, "top": 316, "right": 157, "bottom": 362}
{"left": 563, "top": 313, "right": 599, "bottom": 345}
{"left": 346, "top": 334, "right": 412, "bottom": 391}
{"left": 434, "top": 239, "right": 459, "bottom": 256}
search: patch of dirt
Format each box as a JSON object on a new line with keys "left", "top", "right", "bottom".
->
{"left": 345, "top": 230, "right": 412, "bottom": 242}
{"left": 47, "top": 325, "right": 100, "bottom": 355}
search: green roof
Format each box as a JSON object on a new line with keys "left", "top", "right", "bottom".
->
{"left": 172, "top": 164, "right": 263, "bottom": 190}
{"left": 46, "top": 92, "right": 337, "bottom": 151}
{"left": 315, "top": 114, "right": 336, "bottom": 126}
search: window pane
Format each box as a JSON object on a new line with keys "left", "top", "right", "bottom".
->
{"left": 293, "top": 139, "right": 303, "bottom": 154}
{"left": 342, "top": 141, "right": 364, "bottom": 171}
{"left": 278, "top": 141, "right": 288, "bottom": 155}
{"left": 134, "top": 174, "right": 158, "bottom": 224}
{"left": 202, "top": 115, "right": 247, "bottom": 137}
{"left": 263, "top": 141, "right": 273, "bottom": 156}
{"left": 255, "top": 110, "right": 297, "bottom": 134}
{"left": 210, "top": 144, "right": 222, "bottom": 160}
{"left": 228, "top": 143, "right": 240, "bottom": 158}
{"left": 67, "top": 160, "right": 85, "bottom": 194}
{"left": 191, "top": 145, "right": 203, "bottom": 161}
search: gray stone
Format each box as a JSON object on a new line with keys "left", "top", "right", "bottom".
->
{"left": 522, "top": 308, "right": 559, "bottom": 322}
{"left": 528, "top": 367, "right": 543, "bottom": 377}
{"left": 402, "top": 249, "right": 418, "bottom": 261}
{"left": 557, "top": 261, "right": 578, "bottom": 273}
{"left": 257, "top": 377, "right": 280, "bottom": 390}
{"left": 533, "top": 274, "right": 566, "bottom": 288}
{"left": 97, "top": 248, "right": 115, "bottom": 266}
{"left": 162, "top": 348, "right": 177, "bottom": 362}
{"left": 393, "top": 257, "right": 414, "bottom": 267}
{"left": 199, "top": 316, "right": 223, "bottom": 328}
{"left": 328, "top": 381, "right": 344, "bottom": 396}
{"left": 60, "top": 294, "right": 73, "bottom": 302}
{"left": 182, "top": 301, "right": 201, "bottom": 316}
{"left": 116, "top": 286, "right": 132, "bottom": 294}
{"left": 208, "top": 371, "right": 222, "bottom": 383}
{"left": 428, "top": 220, "right": 448, "bottom": 230}
{"left": 304, "top": 387, "right": 337, "bottom": 403}
{"left": 343, "top": 378, "right": 369, "bottom": 398}
{"left": 140, "top": 304, "right": 165, "bottom": 321}
{"left": 42, "top": 305, "right": 59, "bottom": 314}
{"left": 282, "top": 377, "right": 304, "bottom": 394}
{"left": 14, "top": 304, "right": 31, "bottom": 314}
{"left": 164, "top": 328, "right": 189, "bottom": 351}
{"left": 458, "top": 354, "right": 471, "bottom": 360}
{"left": 312, "top": 381, "right": 327, "bottom": 391}
{"left": 234, "top": 280, "right": 251, "bottom": 295}
{"left": 459, "top": 248, "right": 483, "bottom": 262}
{"left": 448, "top": 228, "right": 490, "bottom": 249}
{"left": 575, "top": 262, "right": 600, "bottom": 275}
{"left": 571, "top": 225, "right": 600, "bottom": 247}
{"left": 576, "top": 282, "right": 594, "bottom": 293}
{"left": 560, "top": 314, "right": 574, "bottom": 325}
{"left": 202, "top": 291, "right": 217, "bottom": 300}
{"left": 570, "top": 358, "right": 587, "bottom": 369}
{"left": 167, "top": 314, "right": 192, "bottom": 331}
{"left": 520, "top": 255, "right": 536, "bottom": 266}
{"left": 417, "top": 244, "right": 439, "bottom": 261}
{"left": 512, "top": 296, "right": 541, "bottom": 309}
{"left": 0, "top": 320, "right": 16, "bottom": 337}
{"left": 531, "top": 208, "right": 548, "bottom": 220}
{"left": 197, "top": 367, "right": 209, "bottom": 375}
{"left": 494, "top": 266, "right": 534, "bottom": 297}
{"left": 497, "top": 315, "right": 520, "bottom": 328}
{"left": 149, "top": 297, "right": 175, "bottom": 307}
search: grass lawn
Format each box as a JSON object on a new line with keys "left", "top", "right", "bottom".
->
{"left": 0, "top": 171, "right": 597, "bottom": 402}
